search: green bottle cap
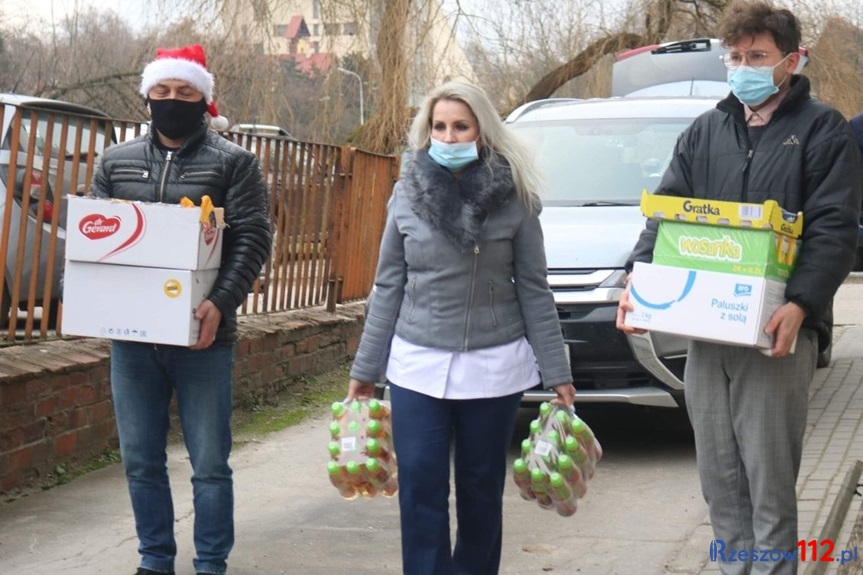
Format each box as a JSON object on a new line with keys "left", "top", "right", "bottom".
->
{"left": 366, "top": 457, "right": 381, "bottom": 473}
{"left": 513, "top": 458, "right": 528, "bottom": 473}
{"left": 348, "top": 420, "right": 361, "bottom": 434}
{"left": 530, "top": 467, "right": 546, "bottom": 482}
{"left": 539, "top": 402, "right": 552, "bottom": 417}
{"left": 350, "top": 400, "right": 362, "bottom": 413}
{"left": 529, "top": 419, "right": 542, "bottom": 434}
{"left": 367, "top": 419, "right": 383, "bottom": 436}
{"left": 366, "top": 438, "right": 381, "bottom": 455}
{"left": 548, "top": 430, "right": 561, "bottom": 446}
{"left": 571, "top": 417, "right": 586, "bottom": 433}
{"left": 556, "top": 410, "right": 571, "bottom": 425}
{"left": 345, "top": 461, "right": 361, "bottom": 475}
{"left": 521, "top": 439, "right": 532, "bottom": 455}
{"left": 331, "top": 402, "right": 346, "bottom": 417}
{"left": 549, "top": 472, "right": 564, "bottom": 487}
{"left": 328, "top": 441, "right": 341, "bottom": 457}
{"left": 368, "top": 399, "right": 382, "bottom": 415}
{"left": 329, "top": 421, "right": 342, "bottom": 437}
{"left": 327, "top": 461, "right": 341, "bottom": 475}
{"left": 558, "top": 454, "right": 573, "bottom": 469}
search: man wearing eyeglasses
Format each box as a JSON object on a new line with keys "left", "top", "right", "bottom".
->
{"left": 617, "top": 2, "right": 862, "bottom": 574}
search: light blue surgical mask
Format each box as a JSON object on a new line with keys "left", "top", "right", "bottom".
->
{"left": 428, "top": 138, "right": 479, "bottom": 171}
{"left": 727, "top": 54, "right": 790, "bottom": 107}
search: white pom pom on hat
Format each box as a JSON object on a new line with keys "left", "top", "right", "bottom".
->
{"left": 140, "top": 44, "right": 228, "bottom": 130}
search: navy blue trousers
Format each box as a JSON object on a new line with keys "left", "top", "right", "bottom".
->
{"left": 389, "top": 383, "right": 522, "bottom": 575}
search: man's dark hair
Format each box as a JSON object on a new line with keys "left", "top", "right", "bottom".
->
{"left": 719, "top": 0, "right": 801, "bottom": 54}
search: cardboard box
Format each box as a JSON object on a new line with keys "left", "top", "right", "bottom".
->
{"left": 641, "top": 192, "right": 803, "bottom": 281}
{"left": 62, "top": 260, "right": 219, "bottom": 346}
{"left": 654, "top": 221, "right": 799, "bottom": 281}
{"left": 640, "top": 192, "right": 803, "bottom": 236}
{"left": 625, "top": 262, "right": 788, "bottom": 349}
{"left": 65, "top": 195, "right": 225, "bottom": 270}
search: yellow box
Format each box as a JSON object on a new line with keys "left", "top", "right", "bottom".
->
{"left": 639, "top": 191, "right": 803, "bottom": 238}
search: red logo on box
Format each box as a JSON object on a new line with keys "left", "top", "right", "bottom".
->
{"left": 204, "top": 226, "right": 217, "bottom": 245}
{"left": 80, "top": 215, "right": 121, "bottom": 239}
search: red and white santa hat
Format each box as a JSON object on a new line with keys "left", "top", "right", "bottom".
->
{"left": 139, "top": 44, "right": 229, "bottom": 130}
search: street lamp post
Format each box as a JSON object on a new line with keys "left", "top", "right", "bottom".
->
{"left": 337, "top": 67, "right": 364, "bottom": 125}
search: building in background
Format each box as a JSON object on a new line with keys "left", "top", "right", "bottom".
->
{"left": 222, "top": 0, "right": 476, "bottom": 102}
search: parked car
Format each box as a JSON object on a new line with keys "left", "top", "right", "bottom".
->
{"left": 0, "top": 93, "right": 114, "bottom": 329}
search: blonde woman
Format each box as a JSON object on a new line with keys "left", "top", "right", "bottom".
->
{"left": 347, "top": 80, "right": 574, "bottom": 575}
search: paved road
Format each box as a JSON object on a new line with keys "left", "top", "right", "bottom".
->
{"left": 3, "top": 277, "right": 863, "bottom": 575}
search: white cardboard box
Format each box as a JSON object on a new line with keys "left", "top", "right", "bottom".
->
{"left": 65, "top": 195, "right": 224, "bottom": 270}
{"left": 625, "top": 261, "right": 789, "bottom": 350}
{"left": 62, "top": 260, "right": 219, "bottom": 346}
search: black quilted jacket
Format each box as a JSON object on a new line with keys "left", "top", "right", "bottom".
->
{"left": 627, "top": 76, "right": 863, "bottom": 351}
{"left": 89, "top": 121, "right": 272, "bottom": 346}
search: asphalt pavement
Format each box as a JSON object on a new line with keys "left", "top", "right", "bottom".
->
{"left": 2, "top": 278, "right": 863, "bottom": 575}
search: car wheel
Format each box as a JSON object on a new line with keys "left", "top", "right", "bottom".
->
{"left": 817, "top": 341, "right": 832, "bottom": 368}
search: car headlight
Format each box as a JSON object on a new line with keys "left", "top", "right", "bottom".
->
{"left": 599, "top": 269, "right": 628, "bottom": 288}
{"left": 599, "top": 269, "right": 629, "bottom": 301}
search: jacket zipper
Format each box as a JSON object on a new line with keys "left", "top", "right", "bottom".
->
{"left": 158, "top": 151, "right": 173, "bottom": 202}
{"left": 742, "top": 148, "right": 753, "bottom": 203}
{"left": 408, "top": 276, "right": 417, "bottom": 322}
{"left": 462, "top": 245, "right": 480, "bottom": 350}
{"left": 115, "top": 168, "right": 149, "bottom": 178}
{"left": 488, "top": 280, "right": 497, "bottom": 327}
{"left": 180, "top": 170, "right": 220, "bottom": 179}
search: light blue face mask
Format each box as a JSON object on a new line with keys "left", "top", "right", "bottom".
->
{"left": 727, "top": 54, "right": 790, "bottom": 107}
{"left": 428, "top": 138, "right": 479, "bottom": 171}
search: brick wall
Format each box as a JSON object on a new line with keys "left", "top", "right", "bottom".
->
{"left": 0, "top": 303, "right": 365, "bottom": 495}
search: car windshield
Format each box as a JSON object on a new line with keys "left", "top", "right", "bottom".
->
{"left": 2, "top": 111, "right": 110, "bottom": 159}
{"left": 510, "top": 118, "right": 695, "bottom": 206}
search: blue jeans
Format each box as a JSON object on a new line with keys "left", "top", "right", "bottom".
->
{"left": 389, "top": 383, "right": 523, "bottom": 575}
{"left": 111, "top": 341, "right": 235, "bottom": 575}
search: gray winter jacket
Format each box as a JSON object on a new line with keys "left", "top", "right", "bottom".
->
{"left": 88, "top": 121, "right": 272, "bottom": 346}
{"left": 350, "top": 150, "right": 571, "bottom": 389}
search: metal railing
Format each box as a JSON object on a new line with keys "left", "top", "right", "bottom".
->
{"left": 0, "top": 104, "right": 397, "bottom": 342}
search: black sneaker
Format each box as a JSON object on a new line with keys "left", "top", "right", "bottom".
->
{"left": 135, "top": 569, "right": 175, "bottom": 575}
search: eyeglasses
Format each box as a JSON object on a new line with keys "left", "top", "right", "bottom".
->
{"left": 720, "top": 51, "right": 786, "bottom": 70}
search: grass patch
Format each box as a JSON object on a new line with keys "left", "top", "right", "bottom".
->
{"left": 1, "top": 362, "right": 352, "bottom": 505}
{"left": 50, "top": 448, "right": 122, "bottom": 487}
{"left": 231, "top": 361, "right": 350, "bottom": 444}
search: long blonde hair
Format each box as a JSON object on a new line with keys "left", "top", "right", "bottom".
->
{"left": 408, "top": 79, "right": 543, "bottom": 210}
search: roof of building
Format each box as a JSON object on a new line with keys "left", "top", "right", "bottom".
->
{"left": 285, "top": 15, "right": 310, "bottom": 40}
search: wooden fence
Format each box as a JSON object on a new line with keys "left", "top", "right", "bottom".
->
{"left": 0, "top": 103, "right": 397, "bottom": 342}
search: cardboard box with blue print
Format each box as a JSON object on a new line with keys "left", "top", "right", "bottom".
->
{"left": 65, "top": 195, "right": 225, "bottom": 270}
{"left": 624, "top": 193, "right": 803, "bottom": 349}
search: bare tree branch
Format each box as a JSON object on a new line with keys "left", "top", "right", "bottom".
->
{"left": 512, "top": 32, "right": 644, "bottom": 110}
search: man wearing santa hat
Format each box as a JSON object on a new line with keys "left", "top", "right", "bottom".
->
{"left": 87, "top": 44, "right": 272, "bottom": 575}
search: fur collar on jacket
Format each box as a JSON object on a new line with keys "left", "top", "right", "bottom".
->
{"left": 402, "top": 149, "right": 515, "bottom": 250}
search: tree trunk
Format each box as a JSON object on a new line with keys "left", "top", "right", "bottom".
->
{"left": 357, "top": 0, "right": 411, "bottom": 154}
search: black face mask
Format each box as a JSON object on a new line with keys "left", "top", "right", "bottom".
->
{"left": 147, "top": 98, "right": 207, "bottom": 140}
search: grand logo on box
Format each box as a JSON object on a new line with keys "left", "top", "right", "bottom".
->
{"left": 78, "top": 204, "right": 146, "bottom": 261}
{"left": 79, "top": 214, "right": 121, "bottom": 239}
